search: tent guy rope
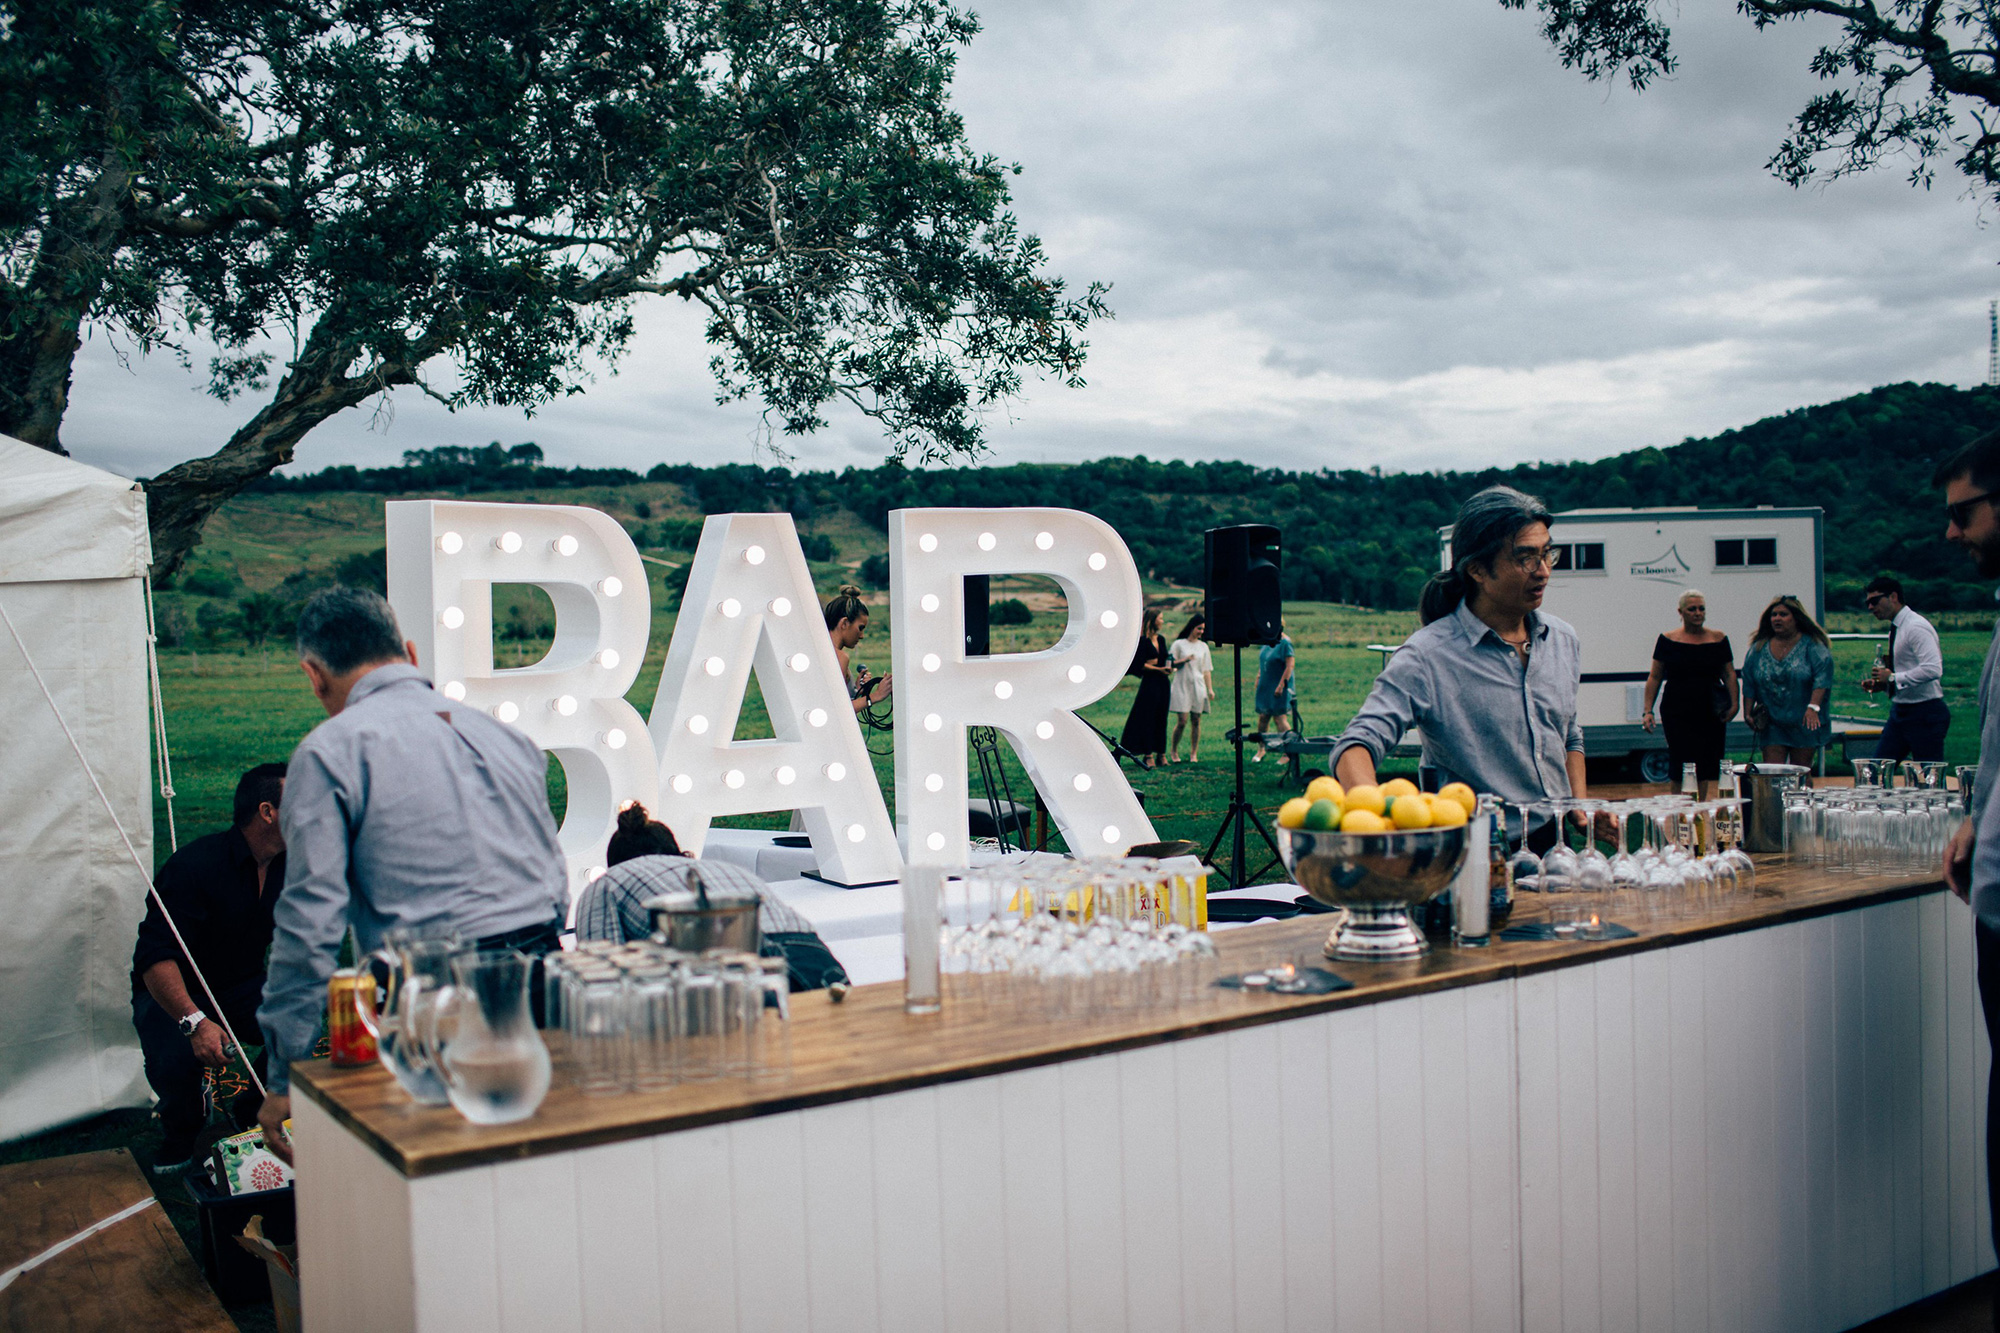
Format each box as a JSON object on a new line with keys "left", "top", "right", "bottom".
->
{"left": 0, "top": 594, "right": 266, "bottom": 1100}
{"left": 142, "top": 578, "right": 178, "bottom": 853}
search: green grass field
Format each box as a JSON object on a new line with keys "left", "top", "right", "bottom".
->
{"left": 151, "top": 592, "right": 1995, "bottom": 886}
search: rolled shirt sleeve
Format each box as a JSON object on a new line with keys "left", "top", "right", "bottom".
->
{"left": 1335, "top": 643, "right": 1431, "bottom": 770}
{"left": 1893, "top": 612, "right": 1943, "bottom": 694}
{"left": 257, "top": 745, "right": 355, "bottom": 1094}
{"left": 1739, "top": 648, "right": 1761, "bottom": 711}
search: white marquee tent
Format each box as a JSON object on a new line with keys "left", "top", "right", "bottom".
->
{"left": 0, "top": 435, "right": 155, "bottom": 1140}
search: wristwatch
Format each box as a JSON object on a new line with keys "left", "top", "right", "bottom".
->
{"left": 177, "top": 1010, "right": 208, "bottom": 1038}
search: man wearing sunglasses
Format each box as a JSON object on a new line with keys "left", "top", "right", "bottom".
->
{"left": 1864, "top": 576, "right": 1948, "bottom": 763}
{"left": 1936, "top": 429, "right": 2000, "bottom": 1262}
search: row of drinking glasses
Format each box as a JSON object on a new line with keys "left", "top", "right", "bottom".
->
{"left": 544, "top": 940, "right": 791, "bottom": 1095}
{"left": 1850, "top": 759, "right": 1954, "bottom": 790}
{"left": 1504, "top": 795, "right": 1758, "bottom": 936}
{"left": 1782, "top": 787, "right": 1961, "bottom": 872}
{"left": 937, "top": 856, "right": 1219, "bottom": 1019}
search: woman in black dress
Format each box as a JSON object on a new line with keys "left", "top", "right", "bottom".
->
{"left": 1121, "top": 608, "right": 1173, "bottom": 769}
{"left": 1640, "top": 588, "right": 1739, "bottom": 795}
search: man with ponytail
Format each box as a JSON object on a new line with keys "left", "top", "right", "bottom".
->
{"left": 1334, "top": 486, "right": 1590, "bottom": 848}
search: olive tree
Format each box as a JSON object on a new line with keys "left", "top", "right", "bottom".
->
{"left": 1, "top": 0, "right": 1107, "bottom": 574}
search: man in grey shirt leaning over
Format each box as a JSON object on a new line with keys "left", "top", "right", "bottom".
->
{"left": 256, "top": 586, "right": 567, "bottom": 1159}
{"left": 1938, "top": 430, "right": 2000, "bottom": 1255}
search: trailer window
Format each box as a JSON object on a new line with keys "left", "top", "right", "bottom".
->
{"left": 1715, "top": 537, "right": 1777, "bottom": 569}
{"left": 1573, "top": 543, "right": 1604, "bottom": 571}
{"left": 1746, "top": 538, "right": 1776, "bottom": 566}
{"left": 1549, "top": 544, "right": 1572, "bottom": 571}
{"left": 1715, "top": 539, "right": 1744, "bottom": 567}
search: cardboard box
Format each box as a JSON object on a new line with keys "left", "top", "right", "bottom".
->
{"left": 211, "top": 1123, "right": 293, "bottom": 1196}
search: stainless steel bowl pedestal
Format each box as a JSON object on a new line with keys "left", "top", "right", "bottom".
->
{"left": 1276, "top": 824, "right": 1470, "bottom": 962}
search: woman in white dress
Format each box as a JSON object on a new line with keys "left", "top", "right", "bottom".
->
{"left": 1167, "top": 614, "right": 1215, "bottom": 763}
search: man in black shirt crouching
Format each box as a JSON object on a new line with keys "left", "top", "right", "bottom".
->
{"left": 131, "top": 763, "right": 287, "bottom": 1172}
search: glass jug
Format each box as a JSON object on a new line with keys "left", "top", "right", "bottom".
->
{"left": 423, "top": 950, "right": 552, "bottom": 1125}
{"left": 358, "top": 929, "right": 463, "bottom": 1106}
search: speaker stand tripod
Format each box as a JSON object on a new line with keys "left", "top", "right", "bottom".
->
{"left": 1204, "top": 644, "right": 1285, "bottom": 889}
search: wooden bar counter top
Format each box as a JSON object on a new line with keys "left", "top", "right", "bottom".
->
{"left": 292, "top": 859, "right": 1948, "bottom": 1180}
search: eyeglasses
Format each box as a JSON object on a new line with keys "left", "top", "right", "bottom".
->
{"left": 1507, "top": 544, "right": 1556, "bottom": 572}
{"left": 1946, "top": 490, "right": 1998, "bottom": 529}
{"left": 1864, "top": 594, "right": 1885, "bottom": 607}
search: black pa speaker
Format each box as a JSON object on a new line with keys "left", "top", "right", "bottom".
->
{"left": 1204, "top": 525, "right": 1282, "bottom": 647}
{"left": 963, "top": 575, "right": 990, "bottom": 657}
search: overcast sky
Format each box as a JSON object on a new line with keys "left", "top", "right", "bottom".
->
{"left": 59, "top": 0, "right": 2000, "bottom": 481}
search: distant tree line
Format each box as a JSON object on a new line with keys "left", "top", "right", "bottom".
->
{"left": 241, "top": 381, "right": 2000, "bottom": 612}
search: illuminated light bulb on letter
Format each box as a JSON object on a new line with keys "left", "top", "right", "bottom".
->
{"left": 599, "top": 577, "right": 623, "bottom": 598}
{"left": 595, "top": 648, "right": 620, "bottom": 669}
{"left": 1100, "top": 611, "right": 1119, "bottom": 629}
{"left": 924, "top": 713, "right": 943, "bottom": 732}
{"left": 1036, "top": 531, "right": 1055, "bottom": 550}
{"left": 1036, "top": 720, "right": 1055, "bottom": 740}
{"left": 720, "top": 599, "right": 741, "bottom": 618}
{"left": 439, "top": 606, "right": 465, "bottom": 629}
{"left": 743, "top": 545, "right": 766, "bottom": 565}
{"left": 437, "top": 531, "right": 464, "bottom": 555}
{"left": 497, "top": 531, "right": 523, "bottom": 554}
{"left": 586, "top": 865, "right": 606, "bottom": 883}
{"left": 553, "top": 534, "right": 579, "bottom": 556}
{"left": 807, "top": 708, "right": 828, "bottom": 728}
{"left": 918, "top": 533, "right": 938, "bottom": 553}
{"left": 977, "top": 532, "right": 997, "bottom": 551}
{"left": 704, "top": 656, "right": 726, "bottom": 677}
{"left": 1102, "top": 825, "right": 1121, "bottom": 845}
{"left": 926, "top": 832, "right": 946, "bottom": 852}
{"left": 922, "top": 653, "right": 941, "bottom": 672}
{"left": 925, "top": 773, "right": 944, "bottom": 792}
{"left": 1088, "top": 552, "right": 1107, "bottom": 571}
{"left": 686, "top": 715, "right": 709, "bottom": 735}
{"left": 994, "top": 681, "right": 1013, "bottom": 700}
{"left": 920, "top": 593, "right": 940, "bottom": 613}
{"left": 824, "top": 762, "right": 847, "bottom": 782}
{"left": 724, "top": 769, "right": 745, "bottom": 789}
{"left": 1067, "top": 665, "right": 1087, "bottom": 684}
{"left": 671, "top": 774, "right": 694, "bottom": 795}
{"left": 603, "top": 728, "right": 627, "bottom": 749}
{"left": 1074, "top": 774, "right": 1092, "bottom": 792}
{"left": 776, "top": 765, "right": 796, "bottom": 786}
{"left": 493, "top": 701, "right": 520, "bottom": 724}
{"left": 769, "top": 597, "right": 792, "bottom": 617}
{"left": 553, "top": 695, "right": 578, "bottom": 716}
{"left": 789, "top": 653, "right": 809, "bottom": 672}
{"left": 847, "top": 824, "right": 866, "bottom": 843}
{"left": 442, "top": 680, "right": 466, "bottom": 701}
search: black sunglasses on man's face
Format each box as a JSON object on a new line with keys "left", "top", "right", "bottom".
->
{"left": 1946, "top": 490, "right": 1998, "bottom": 529}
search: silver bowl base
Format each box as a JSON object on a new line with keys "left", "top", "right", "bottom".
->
{"left": 1323, "top": 905, "right": 1429, "bottom": 961}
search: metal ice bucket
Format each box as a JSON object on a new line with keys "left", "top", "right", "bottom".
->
{"left": 1732, "top": 762, "right": 1810, "bottom": 854}
{"left": 643, "top": 867, "right": 762, "bottom": 955}
{"left": 1276, "top": 823, "right": 1469, "bottom": 961}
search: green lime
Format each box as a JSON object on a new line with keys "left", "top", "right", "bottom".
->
{"left": 1303, "top": 798, "right": 1339, "bottom": 831}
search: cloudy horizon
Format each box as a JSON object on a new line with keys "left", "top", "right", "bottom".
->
{"left": 53, "top": 0, "right": 2000, "bottom": 483}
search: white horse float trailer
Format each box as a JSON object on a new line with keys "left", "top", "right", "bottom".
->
{"left": 1437, "top": 505, "right": 1826, "bottom": 783}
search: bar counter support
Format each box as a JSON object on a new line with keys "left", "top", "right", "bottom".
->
{"left": 296, "top": 889, "right": 1993, "bottom": 1331}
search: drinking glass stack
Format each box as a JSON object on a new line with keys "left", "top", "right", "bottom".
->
{"left": 936, "top": 856, "right": 1219, "bottom": 1019}
{"left": 1781, "top": 762, "right": 1962, "bottom": 875}
{"left": 543, "top": 942, "right": 791, "bottom": 1097}
{"left": 1511, "top": 794, "right": 1757, "bottom": 933}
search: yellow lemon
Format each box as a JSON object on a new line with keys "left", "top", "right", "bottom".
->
{"left": 1426, "top": 796, "right": 1469, "bottom": 827}
{"left": 1339, "top": 808, "right": 1388, "bottom": 834}
{"left": 1276, "top": 797, "right": 1311, "bottom": 829}
{"left": 1343, "top": 784, "right": 1386, "bottom": 817}
{"left": 1303, "top": 775, "right": 1345, "bottom": 806}
{"left": 1380, "top": 777, "right": 1420, "bottom": 800}
{"left": 1389, "top": 794, "right": 1434, "bottom": 829}
{"left": 1303, "top": 798, "right": 1340, "bottom": 830}
{"left": 1438, "top": 782, "right": 1477, "bottom": 818}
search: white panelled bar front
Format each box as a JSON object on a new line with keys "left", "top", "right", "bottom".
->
{"left": 295, "top": 889, "right": 1991, "bottom": 1332}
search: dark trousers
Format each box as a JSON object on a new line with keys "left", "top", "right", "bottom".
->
{"left": 475, "top": 917, "right": 564, "bottom": 1026}
{"left": 132, "top": 976, "right": 266, "bottom": 1156}
{"left": 1980, "top": 921, "right": 2000, "bottom": 1261}
{"left": 1875, "top": 697, "right": 1950, "bottom": 762}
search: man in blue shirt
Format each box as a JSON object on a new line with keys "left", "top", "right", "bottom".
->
{"left": 1938, "top": 431, "right": 2000, "bottom": 1254}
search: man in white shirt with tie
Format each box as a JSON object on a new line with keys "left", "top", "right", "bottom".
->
{"left": 1867, "top": 575, "right": 1950, "bottom": 762}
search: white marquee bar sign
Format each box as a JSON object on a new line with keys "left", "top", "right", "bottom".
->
{"left": 385, "top": 500, "right": 1157, "bottom": 893}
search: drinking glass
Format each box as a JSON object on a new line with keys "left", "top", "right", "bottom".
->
{"left": 1508, "top": 801, "right": 1544, "bottom": 894}
{"left": 1542, "top": 800, "right": 1582, "bottom": 936}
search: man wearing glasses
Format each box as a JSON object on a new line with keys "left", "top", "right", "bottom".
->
{"left": 1864, "top": 576, "right": 1948, "bottom": 763}
{"left": 1335, "top": 485, "right": 1590, "bottom": 850}
{"left": 1937, "top": 432, "right": 2000, "bottom": 1263}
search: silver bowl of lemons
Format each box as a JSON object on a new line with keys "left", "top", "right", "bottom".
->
{"left": 1275, "top": 777, "right": 1474, "bottom": 961}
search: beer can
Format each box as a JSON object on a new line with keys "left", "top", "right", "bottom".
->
{"left": 327, "top": 968, "right": 377, "bottom": 1066}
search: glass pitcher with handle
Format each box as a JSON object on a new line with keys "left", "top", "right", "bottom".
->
{"left": 420, "top": 949, "right": 552, "bottom": 1125}
{"left": 357, "top": 929, "right": 463, "bottom": 1106}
